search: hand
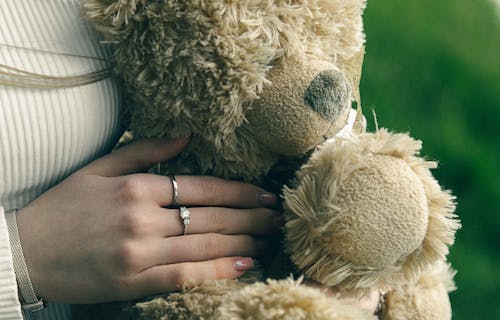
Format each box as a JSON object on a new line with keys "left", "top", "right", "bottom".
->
{"left": 16, "top": 137, "right": 280, "bottom": 304}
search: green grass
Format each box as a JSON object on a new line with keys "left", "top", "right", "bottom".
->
{"left": 360, "top": 0, "right": 500, "bottom": 318}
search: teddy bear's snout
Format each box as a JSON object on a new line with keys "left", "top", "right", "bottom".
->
{"left": 304, "top": 70, "right": 352, "bottom": 121}
{"left": 240, "top": 59, "right": 356, "bottom": 156}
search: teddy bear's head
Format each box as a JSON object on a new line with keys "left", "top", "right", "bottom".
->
{"left": 84, "top": 0, "right": 367, "bottom": 181}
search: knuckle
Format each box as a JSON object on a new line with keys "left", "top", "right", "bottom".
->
{"left": 121, "top": 210, "right": 148, "bottom": 236}
{"left": 200, "top": 234, "right": 222, "bottom": 258}
{"left": 115, "top": 241, "right": 139, "bottom": 271}
{"left": 173, "top": 267, "right": 190, "bottom": 288}
{"left": 209, "top": 210, "right": 226, "bottom": 228}
{"left": 198, "top": 177, "right": 219, "bottom": 204}
{"left": 118, "top": 177, "right": 144, "bottom": 202}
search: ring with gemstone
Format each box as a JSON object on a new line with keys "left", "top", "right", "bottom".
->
{"left": 179, "top": 206, "right": 191, "bottom": 235}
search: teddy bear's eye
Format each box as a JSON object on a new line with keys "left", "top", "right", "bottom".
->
{"left": 304, "top": 70, "right": 351, "bottom": 121}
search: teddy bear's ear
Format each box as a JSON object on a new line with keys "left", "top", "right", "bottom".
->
{"left": 338, "top": 47, "right": 365, "bottom": 108}
{"left": 82, "top": 0, "right": 142, "bottom": 40}
{"left": 276, "top": 0, "right": 367, "bottom": 61}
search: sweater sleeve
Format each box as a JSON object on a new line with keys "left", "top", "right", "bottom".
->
{"left": 0, "top": 206, "right": 23, "bottom": 320}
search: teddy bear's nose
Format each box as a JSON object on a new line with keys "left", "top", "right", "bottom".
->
{"left": 304, "top": 70, "right": 351, "bottom": 121}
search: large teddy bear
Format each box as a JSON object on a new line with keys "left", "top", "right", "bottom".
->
{"left": 80, "top": 0, "right": 460, "bottom": 319}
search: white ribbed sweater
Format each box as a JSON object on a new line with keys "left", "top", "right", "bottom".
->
{"left": 0, "top": 1, "right": 122, "bottom": 319}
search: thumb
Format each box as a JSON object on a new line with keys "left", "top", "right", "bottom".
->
{"left": 77, "top": 136, "right": 189, "bottom": 177}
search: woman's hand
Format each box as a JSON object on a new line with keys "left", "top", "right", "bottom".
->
{"left": 16, "top": 138, "right": 280, "bottom": 304}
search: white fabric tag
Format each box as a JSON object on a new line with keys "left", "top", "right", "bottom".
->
{"left": 325, "top": 108, "right": 364, "bottom": 144}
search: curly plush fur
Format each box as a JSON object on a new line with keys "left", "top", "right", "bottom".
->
{"left": 80, "top": 1, "right": 460, "bottom": 319}
{"left": 83, "top": 0, "right": 366, "bottom": 181}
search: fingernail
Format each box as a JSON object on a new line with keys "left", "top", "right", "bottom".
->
{"left": 258, "top": 192, "right": 277, "bottom": 207}
{"left": 234, "top": 257, "right": 254, "bottom": 272}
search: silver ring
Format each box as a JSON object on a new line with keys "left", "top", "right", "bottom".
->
{"left": 170, "top": 175, "right": 179, "bottom": 207}
{"left": 179, "top": 206, "right": 191, "bottom": 235}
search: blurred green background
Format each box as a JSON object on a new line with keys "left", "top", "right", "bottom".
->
{"left": 360, "top": 0, "right": 500, "bottom": 318}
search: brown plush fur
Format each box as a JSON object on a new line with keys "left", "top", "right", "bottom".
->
{"left": 80, "top": 1, "right": 461, "bottom": 319}
{"left": 83, "top": 0, "right": 366, "bottom": 182}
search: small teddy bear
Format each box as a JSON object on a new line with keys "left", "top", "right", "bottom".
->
{"left": 80, "top": 0, "right": 460, "bottom": 318}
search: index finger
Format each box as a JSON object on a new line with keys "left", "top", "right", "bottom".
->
{"left": 78, "top": 137, "right": 189, "bottom": 177}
